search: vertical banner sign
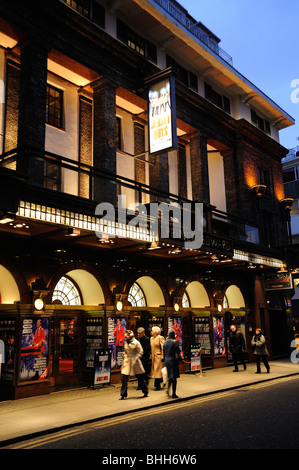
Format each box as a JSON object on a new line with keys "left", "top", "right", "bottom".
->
{"left": 20, "top": 318, "right": 49, "bottom": 382}
{"left": 190, "top": 343, "right": 201, "bottom": 372}
{"left": 94, "top": 348, "right": 111, "bottom": 386}
{"left": 146, "top": 68, "right": 177, "bottom": 155}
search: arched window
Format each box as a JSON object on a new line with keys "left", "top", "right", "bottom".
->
{"left": 52, "top": 276, "right": 81, "bottom": 305}
{"left": 182, "top": 292, "right": 190, "bottom": 308}
{"left": 128, "top": 282, "right": 146, "bottom": 307}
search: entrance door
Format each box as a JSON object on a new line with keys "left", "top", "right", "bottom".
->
{"left": 50, "top": 316, "right": 79, "bottom": 386}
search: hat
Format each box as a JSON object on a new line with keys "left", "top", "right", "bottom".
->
{"left": 137, "top": 327, "right": 145, "bottom": 333}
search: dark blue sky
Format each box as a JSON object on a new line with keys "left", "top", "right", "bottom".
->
{"left": 180, "top": 0, "right": 298, "bottom": 150}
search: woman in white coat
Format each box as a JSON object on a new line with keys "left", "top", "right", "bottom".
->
{"left": 120, "top": 330, "right": 148, "bottom": 399}
{"left": 150, "top": 326, "right": 165, "bottom": 390}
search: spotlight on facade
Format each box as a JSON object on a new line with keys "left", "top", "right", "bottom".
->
{"left": 147, "top": 241, "right": 161, "bottom": 250}
{"left": 252, "top": 185, "right": 267, "bottom": 197}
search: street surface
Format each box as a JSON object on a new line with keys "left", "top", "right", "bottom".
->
{"left": 4, "top": 375, "right": 299, "bottom": 451}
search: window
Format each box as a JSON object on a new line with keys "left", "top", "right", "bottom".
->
{"left": 46, "top": 85, "right": 63, "bottom": 129}
{"left": 44, "top": 162, "right": 61, "bottom": 191}
{"left": 52, "top": 276, "right": 82, "bottom": 305}
{"left": 251, "top": 109, "right": 271, "bottom": 135}
{"left": 283, "top": 167, "right": 296, "bottom": 183}
{"left": 204, "top": 83, "right": 231, "bottom": 114}
{"left": 117, "top": 19, "right": 157, "bottom": 63}
{"left": 182, "top": 292, "right": 190, "bottom": 308}
{"left": 64, "top": 0, "right": 89, "bottom": 17}
{"left": 62, "top": 1, "right": 105, "bottom": 28}
{"left": 166, "top": 55, "right": 198, "bottom": 92}
{"left": 258, "top": 167, "right": 272, "bottom": 195}
{"left": 128, "top": 282, "right": 146, "bottom": 307}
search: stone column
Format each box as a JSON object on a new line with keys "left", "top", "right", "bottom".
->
{"left": 17, "top": 38, "right": 48, "bottom": 180}
{"left": 91, "top": 76, "right": 117, "bottom": 206}
{"left": 189, "top": 131, "right": 209, "bottom": 204}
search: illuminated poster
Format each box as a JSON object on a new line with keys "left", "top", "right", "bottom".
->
{"left": 194, "top": 317, "right": 211, "bottom": 355}
{"left": 0, "top": 318, "right": 16, "bottom": 382}
{"left": 148, "top": 71, "right": 177, "bottom": 155}
{"left": 107, "top": 317, "right": 126, "bottom": 370}
{"left": 167, "top": 316, "right": 182, "bottom": 347}
{"left": 147, "top": 317, "right": 164, "bottom": 338}
{"left": 213, "top": 316, "right": 225, "bottom": 356}
{"left": 20, "top": 317, "right": 49, "bottom": 382}
{"left": 94, "top": 348, "right": 111, "bottom": 386}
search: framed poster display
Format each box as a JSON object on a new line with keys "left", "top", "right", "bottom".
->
{"left": 190, "top": 343, "right": 201, "bottom": 372}
{"left": 194, "top": 316, "right": 211, "bottom": 355}
{"left": 213, "top": 316, "right": 225, "bottom": 356}
{"left": 20, "top": 317, "right": 49, "bottom": 382}
{"left": 0, "top": 318, "right": 16, "bottom": 382}
{"left": 84, "top": 317, "right": 103, "bottom": 369}
{"left": 107, "top": 317, "right": 126, "bottom": 370}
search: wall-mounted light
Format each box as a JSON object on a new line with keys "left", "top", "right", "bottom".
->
{"left": 252, "top": 185, "right": 267, "bottom": 197}
{"left": 0, "top": 212, "right": 16, "bottom": 224}
{"left": 174, "top": 302, "right": 180, "bottom": 312}
{"left": 217, "top": 304, "right": 223, "bottom": 313}
{"left": 280, "top": 198, "right": 294, "bottom": 211}
{"left": 66, "top": 228, "right": 81, "bottom": 237}
{"left": 116, "top": 300, "right": 123, "bottom": 312}
{"left": 34, "top": 298, "right": 44, "bottom": 311}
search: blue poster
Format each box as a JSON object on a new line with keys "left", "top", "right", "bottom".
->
{"left": 20, "top": 317, "right": 49, "bottom": 382}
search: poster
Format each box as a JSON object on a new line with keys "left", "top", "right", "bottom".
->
{"left": 213, "top": 316, "right": 225, "bottom": 356}
{"left": 0, "top": 318, "right": 16, "bottom": 382}
{"left": 194, "top": 317, "right": 211, "bottom": 355}
{"left": 147, "top": 317, "right": 164, "bottom": 338}
{"left": 167, "top": 316, "right": 182, "bottom": 347}
{"left": 107, "top": 317, "right": 126, "bottom": 370}
{"left": 94, "top": 348, "right": 111, "bottom": 386}
{"left": 85, "top": 317, "right": 103, "bottom": 369}
{"left": 20, "top": 317, "right": 49, "bottom": 382}
{"left": 190, "top": 343, "right": 201, "bottom": 372}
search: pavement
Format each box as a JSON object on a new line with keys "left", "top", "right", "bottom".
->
{"left": 0, "top": 358, "right": 299, "bottom": 447}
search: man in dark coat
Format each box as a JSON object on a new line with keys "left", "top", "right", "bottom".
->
{"left": 137, "top": 327, "right": 150, "bottom": 386}
{"left": 228, "top": 325, "right": 246, "bottom": 372}
{"left": 163, "top": 329, "right": 182, "bottom": 398}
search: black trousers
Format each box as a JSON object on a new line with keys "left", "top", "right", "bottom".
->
{"left": 256, "top": 355, "right": 270, "bottom": 372}
{"left": 232, "top": 352, "right": 246, "bottom": 370}
{"left": 120, "top": 374, "right": 148, "bottom": 397}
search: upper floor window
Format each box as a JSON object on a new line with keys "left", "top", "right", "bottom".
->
{"left": 46, "top": 85, "right": 63, "bottom": 129}
{"left": 251, "top": 109, "right": 271, "bottom": 135}
{"left": 117, "top": 19, "right": 157, "bottom": 64}
{"left": 283, "top": 166, "right": 298, "bottom": 183}
{"left": 52, "top": 276, "right": 82, "bottom": 305}
{"left": 205, "top": 82, "right": 231, "bottom": 114}
{"left": 166, "top": 55, "right": 198, "bottom": 92}
{"left": 62, "top": 0, "right": 105, "bottom": 28}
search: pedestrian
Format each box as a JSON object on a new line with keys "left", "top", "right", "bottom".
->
{"left": 137, "top": 327, "right": 150, "bottom": 387}
{"left": 150, "top": 326, "right": 164, "bottom": 390}
{"left": 251, "top": 328, "right": 270, "bottom": 374}
{"left": 228, "top": 325, "right": 246, "bottom": 372}
{"left": 119, "top": 330, "right": 148, "bottom": 400}
{"left": 163, "top": 329, "right": 182, "bottom": 398}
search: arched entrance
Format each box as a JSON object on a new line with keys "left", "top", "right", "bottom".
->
{"left": 49, "top": 269, "right": 106, "bottom": 386}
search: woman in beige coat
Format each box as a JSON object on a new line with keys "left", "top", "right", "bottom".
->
{"left": 150, "top": 326, "right": 165, "bottom": 390}
{"left": 120, "top": 330, "right": 148, "bottom": 399}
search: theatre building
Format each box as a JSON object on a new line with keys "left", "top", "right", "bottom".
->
{"left": 0, "top": 0, "right": 295, "bottom": 399}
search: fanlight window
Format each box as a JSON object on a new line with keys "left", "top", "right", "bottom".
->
{"left": 182, "top": 292, "right": 190, "bottom": 308}
{"left": 128, "top": 282, "right": 146, "bottom": 307}
{"left": 52, "top": 276, "right": 81, "bottom": 305}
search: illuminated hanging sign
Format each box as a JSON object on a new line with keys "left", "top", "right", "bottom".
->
{"left": 146, "top": 68, "right": 177, "bottom": 155}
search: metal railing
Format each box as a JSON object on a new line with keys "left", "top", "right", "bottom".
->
{"left": 0, "top": 146, "right": 264, "bottom": 246}
{"left": 152, "top": 0, "right": 233, "bottom": 66}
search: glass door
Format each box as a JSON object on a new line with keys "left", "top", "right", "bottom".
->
{"left": 50, "top": 316, "right": 79, "bottom": 386}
